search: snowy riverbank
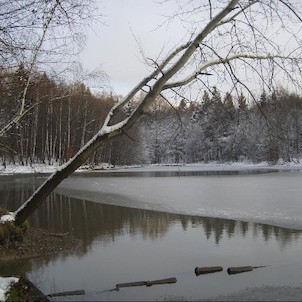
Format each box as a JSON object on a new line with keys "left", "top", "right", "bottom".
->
{"left": 1, "top": 160, "right": 302, "bottom": 175}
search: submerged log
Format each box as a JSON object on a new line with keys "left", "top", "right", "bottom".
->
{"left": 116, "top": 281, "right": 146, "bottom": 288}
{"left": 116, "top": 277, "right": 177, "bottom": 289}
{"left": 227, "top": 265, "right": 267, "bottom": 275}
{"left": 146, "top": 277, "right": 177, "bottom": 286}
{"left": 195, "top": 266, "right": 223, "bottom": 276}
{"left": 227, "top": 266, "right": 253, "bottom": 274}
{"left": 48, "top": 289, "right": 85, "bottom": 298}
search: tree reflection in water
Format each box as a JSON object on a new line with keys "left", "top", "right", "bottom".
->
{"left": 1, "top": 178, "right": 301, "bottom": 253}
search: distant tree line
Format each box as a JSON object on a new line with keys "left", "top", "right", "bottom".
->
{"left": 139, "top": 87, "right": 302, "bottom": 165}
{"left": 1, "top": 67, "right": 302, "bottom": 167}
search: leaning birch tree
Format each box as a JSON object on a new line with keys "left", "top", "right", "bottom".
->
{"left": 1, "top": 0, "right": 302, "bottom": 226}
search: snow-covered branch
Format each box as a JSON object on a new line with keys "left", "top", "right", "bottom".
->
{"left": 110, "top": 42, "right": 191, "bottom": 115}
{"left": 162, "top": 54, "right": 301, "bottom": 90}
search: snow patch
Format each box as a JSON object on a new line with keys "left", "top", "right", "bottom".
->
{"left": 0, "top": 277, "right": 19, "bottom": 302}
{"left": 0, "top": 163, "right": 85, "bottom": 175}
{"left": 0, "top": 212, "right": 15, "bottom": 223}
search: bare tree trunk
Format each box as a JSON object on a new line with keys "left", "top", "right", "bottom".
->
{"left": 66, "top": 97, "right": 71, "bottom": 159}
{"left": 44, "top": 106, "right": 50, "bottom": 163}
{"left": 81, "top": 98, "right": 88, "bottom": 147}
{"left": 58, "top": 101, "right": 63, "bottom": 164}
{"left": 31, "top": 103, "right": 39, "bottom": 162}
{"left": 49, "top": 101, "right": 53, "bottom": 164}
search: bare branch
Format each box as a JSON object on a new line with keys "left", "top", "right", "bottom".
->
{"left": 278, "top": 0, "right": 302, "bottom": 23}
{"left": 163, "top": 53, "right": 299, "bottom": 90}
{"left": 219, "top": 0, "right": 260, "bottom": 25}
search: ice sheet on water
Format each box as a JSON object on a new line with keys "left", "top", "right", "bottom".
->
{"left": 57, "top": 165, "right": 302, "bottom": 230}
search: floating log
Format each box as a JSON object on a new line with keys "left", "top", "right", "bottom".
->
{"left": 116, "top": 277, "right": 177, "bottom": 289}
{"left": 195, "top": 266, "right": 223, "bottom": 276}
{"left": 227, "top": 265, "right": 268, "bottom": 275}
{"left": 227, "top": 266, "right": 253, "bottom": 275}
{"left": 146, "top": 277, "right": 177, "bottom": 286}
{"left": 48, "top": 289, "right": 85, "bottom": 298}
{"left": 116, "top": 281, "right": 146, "bottom": 288}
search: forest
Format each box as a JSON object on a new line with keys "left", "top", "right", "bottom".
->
{"left": 1, "top": 66, "right": 302, "bottom": 167}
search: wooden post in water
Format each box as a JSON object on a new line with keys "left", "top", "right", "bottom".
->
{"left": 48, "top": 290, "right": 85, "bottom": 298}
{"left": 195, "top": 266, "right": 223, "bottom": 276}
{"left": 116, "top": 277, "right": 177, "bottom": 289}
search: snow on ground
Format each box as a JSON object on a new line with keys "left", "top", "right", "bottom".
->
{"left": 0, "top": 163, "right": 71, "bottom": 175}
{"left": 0, "top": 277, "right": 19, "bottom": 302}
{"left": 0, "top": 162, "right": 116, "bottom": 175}
{"left": 106, "top": 160, "right": 302, "bottom": 172}
{"left": 0, "top": 163, "right": 59, "bottom": 175}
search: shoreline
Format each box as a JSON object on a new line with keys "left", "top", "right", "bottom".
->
{"left": 0, "top": 161, "right": 302, "bottom": 176}
{"left": 0, "top": 227, "right": 82, "bottom": 262}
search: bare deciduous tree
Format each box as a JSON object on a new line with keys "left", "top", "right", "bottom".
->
{"left": 1, "top": 0, "right": 302, "bottom": 226}
{"left": 0, "top": 0, "right": 99, "bottom": 138}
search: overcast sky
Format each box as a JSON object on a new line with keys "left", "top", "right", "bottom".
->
{"left": 80, "top": 0, "right": 187, "bottom": 96}
{"left": 78, "top": 1, "right": 302, "bottom": 98}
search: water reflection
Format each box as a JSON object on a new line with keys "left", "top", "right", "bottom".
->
{"left": 0, "top": 177, "right": 301, "bottom": 252}
{"left": 75, "top": 168, "right": 280, "bottom": 178}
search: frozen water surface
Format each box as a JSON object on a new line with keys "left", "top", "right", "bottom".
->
{"left": 57, "top": 165, "right": 302, "bottom": 230}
